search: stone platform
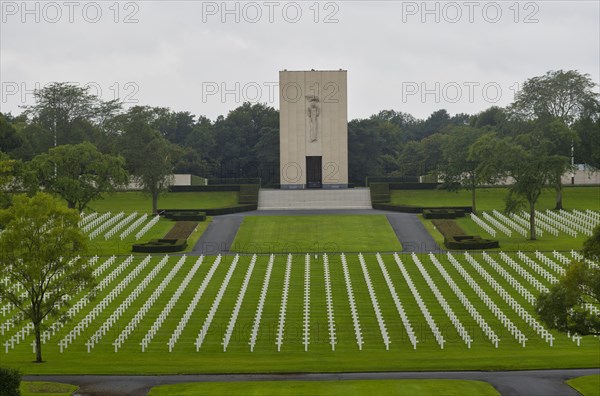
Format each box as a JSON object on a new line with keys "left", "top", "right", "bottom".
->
{"left": 258, "top": 188, "right": 372, "bottom": 210}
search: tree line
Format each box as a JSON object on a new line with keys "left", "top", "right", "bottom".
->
{"left": 1, "top": 70, "right": 599, "bottom": 218}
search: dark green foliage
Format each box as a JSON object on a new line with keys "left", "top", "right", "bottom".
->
{"left": 132, "top": 239, "right": 187, "bottom": 253}
{"left": 366, "top": 176, "right": 419, "bottom": 185}
{"left": 0, "top": 367, "right": 21, "bottom": 396}
{"left": 432, "top": 219, "right": 499, "bottom": 250}
{"left": 164, "top": 211, "right": 206, "bottom": 222}
{"left": 169, "top": 185, "right": 240, "bottom": 192}
{"left": 238, "top": 184, "right": 259, "bottom": 204}
{"left": 372, "top": 203, "right": 471, "bottom": 214}
{"left": 159, "top": 205, "right": 257, "bottom": 216}
{"left": 208, "top": 178, "right": 261, "bottom": 185}
{"left": 423, "top": 209, "right": 465, "bottom": 219}
{"left": 369, "top": 183, "right": 390, "bottom": 203}
{"left": 164, "top": 221, "right": 199, "bottom": 239}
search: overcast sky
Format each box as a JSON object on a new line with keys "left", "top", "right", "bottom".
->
{"left": 1, "top": 0, "right": 598, "bottom": 121}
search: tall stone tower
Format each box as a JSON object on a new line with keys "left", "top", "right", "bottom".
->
{"left": 279, "top": 70, "right": 348, "bottom": 189}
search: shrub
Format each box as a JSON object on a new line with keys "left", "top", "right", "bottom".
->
{"left": 432, "top": 220, "right": 499, "bottom": 250}
{"left": 370, "top": 183, "right": 390, "bottom": 203}
{"left": 132, "top": 239, "right": 187, "bottom": 253}
{"left": 0, "top": 367, "right": 21, "bottom": 396}
{"left": 423, "top": 209, "right": 466, "bottom": 219}
{"left": 372, "top": 203, "right": 471, "bottom": 214}
{"left": 239, "top": 184, "right": 260, "bottom": 204}
{"left": 164, "top": 210, "right": 206, "bottom": 221}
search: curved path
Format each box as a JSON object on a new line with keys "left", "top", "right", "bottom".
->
{"left": 192, "top": 209, "right": 441, "bottom": 254}
{"left": 25, "top": 368, "right": 599, "bottom": 396}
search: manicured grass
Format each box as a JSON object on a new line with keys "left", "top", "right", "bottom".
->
{"left": 20, "top": 381, "right": 77, "bottom": 396}
{"left": 390, "top": 187, "right": 600, "bottom": 211}
{"left": 567, "top": 375, "right": 600, "bottom": 396}
{"left": 2, "top": 253, "right": 599, "bottom": 375}
{"left": 148, "top": 379, "right": 500, "bottom": 396}
{"left": 231, "top": 215, "right": 403, "bottom": 253}
{"left": 454, "top": 216, "right": 589, "bottom": 252}
{"left": 87, "top": 191, "right": 240, "bottom": 213}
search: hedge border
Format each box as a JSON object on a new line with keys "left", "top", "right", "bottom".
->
{"left": 132, "top": 238, "right": 187, "bottom": 253}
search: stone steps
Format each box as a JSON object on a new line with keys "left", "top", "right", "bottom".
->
{"left": 258, "top": 188, "right": 372, "bottom": 210}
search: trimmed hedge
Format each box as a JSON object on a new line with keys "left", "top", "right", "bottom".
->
{"left": 0, "top": 367, "right": 21, "bottom": 396}
{"left": 366, "top": 176, "right": 419, "bottom": 185}
{"left": 168, "top": 185, "right": 240, "bottom": 192}
{"left": 432, "top": 219, "right": 499, "bottom": 250}
{"left": 373, "top": 203, "right": 472, "bottom": 214}
{"left": 239, "top": 184, "right": 259, "bottom": 204}
{"left": 208, "top": 178, "right": 261, "bottom": 185}
{"left": 370, "top": 183, "right": 391, "bottom": 203}
{"left": 132, "top": 238, "right": 187, "bottom": 253}
{"left": 163, "top": 210, "right": 206, "bottom": 222}
{"left": 423, "top": 208, "right": 466, "bottom": 219}
{"left": 158, "top": 205, "right": 257, "bottom": 216}
{"left": 389, "top": 182, "right": 439, "bottom": 190}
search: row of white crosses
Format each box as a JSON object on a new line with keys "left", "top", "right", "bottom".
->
{"left": 141, "top": 256, "right": 206, "bottom": 352}
{"left": 358, "top": 253, "right": 390, "bottom": 350}
{"left": 341, "top": 253, "right": 364, "bottom": 350}
{"left": 222, "top": 255, "right": 257, "bottom": 352}
{"left": 78, "top": 212, "right": 98, "bottom": 227}
{"left": 249, "top": 255, "right": 274, "bottom": 352}
{"left": 136, "top": 215, "right": 160, "bottom": 240}
{"left": 499, "top": 252, "right": 549, "bottom": 293}
{"left": 519, "top": 211, "right": 559, "bottom": 237}
{"left": 469, "top": 213, "right": 497, "bottom": 237}
{"left": 560, "top": 210, "right": 596, "bottom": 236}
{"left": 81, "top": 212, "right": 112, "bottom": 232}
{"left": 104, "top": 212, "right": 138, "bottom": 240}
{"left": 544, "top": 210, "right": 585, "bottom": 236}
{"left": 482, "top": 253, "right": 536, "bottom": 305}
{"left": 322, "top": 254, "right": 337, "bottom": 351}
{"left": 86, "top": 254, "right": 162, "bottom": 352}
{"left": 113, "top": 255, "right": 187, "bottom": 352}
{"left": 412, "top": 253, "right": 472, "bottom": 348}
{"left": 120, "top": 214, "right": 148, "bottom": 240}
{"left": 195, "top": 255, "right": 241, "bottom": 351}
{"left": 375, "top": 253, "right": 417, "bottom": 349}
{"left": 447, "top": 252, "right": 528, "bottom": 347}
{"left": 88, "top": 212, "right": 125, "bottom": 239}
{"left": 275, "top": 254, "right": 292, "bottom": 352}
{"left": 394, "top": 254, "right": 445, "bottom": 349}
{"left": 38, "top": 256, "right": 116, "bottom": 344}
{"left": 482, "top": 212, "right": 512, "bottom": 236}
{"left": 491, "top": 210, "right": 528, "bottom": 238}
{"left": 167, "top": 255, "right": 222, "bottom": 352}
{"left": 59, "top": 255, "right": 148, "bottom": 352}
{"left": 464, "top": 253, "right": 554, "bottom": 346}
{"left": 570, "top": 250, "right": 600, "bottom": 270}
{"left": 536, "top": 211, "right": 577, "bottom": 238}
{"left": 428, "top": 254, "right": 499, "bottom": 347}
{"left": 511, "top": 213, "right": 544, "bottom": 237}
{"left": 534, "top": 251, "right": 566, "bottom": 276}
{"left": 302, "top": 254, "right": 311, "bottom": 351}
{"left": 516, "top": 252, "right": 559, "bottom": 284}
{"left": 552, "top": 250, "right": 572, "bottom": 266}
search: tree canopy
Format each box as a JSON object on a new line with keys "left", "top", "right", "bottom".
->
{"left": 0, "top": 193, "right": 94, "bottom": 362}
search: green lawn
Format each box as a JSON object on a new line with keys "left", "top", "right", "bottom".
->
{"left": 231, "top": 215, "right": 403, "bottom": 253}
{"left": 148, "top": 379, "right": 500, "bottom": 396}
{"left": 2, "top": 253, "right": 599, "bottom": 375}
{"left": 87, "top": 191, "right": 240, "bottom": 213}
{"left": 20, "top": 381, "right": 78, "bottom": 396}
{"left": 390, "top": 187, "right": 600, "bottom": 212}
{"left": 567, "top": 375, "right": 600, "bottom": 396}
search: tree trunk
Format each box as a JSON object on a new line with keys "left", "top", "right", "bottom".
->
{"left": 152, "top": 191, "right": 158, "bottom": 215}
{"left": 34, "top": 323, "right": 43, "bottom": 363}
{"left": 529, "top": 200, "right": 536, "bottom": 241}
{"left": 67, "top": 200, "right": 75, "bottom": 209}
{"left": 471, "top": 173, "right": 477, "bottom": 215}
{"left": 555, "top": 183, "right": 563, "bottom": 210}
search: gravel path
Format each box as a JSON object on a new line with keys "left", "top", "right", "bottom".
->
{"left": 24, "top": 368, "right": 599, "bottom": 396}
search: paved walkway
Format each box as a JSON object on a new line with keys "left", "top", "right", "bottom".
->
{"left": 191, "top": 209, "right": 441, "bottom": 254}
{"left": 25, "top": 368, "right": 599, "bottom": 396}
